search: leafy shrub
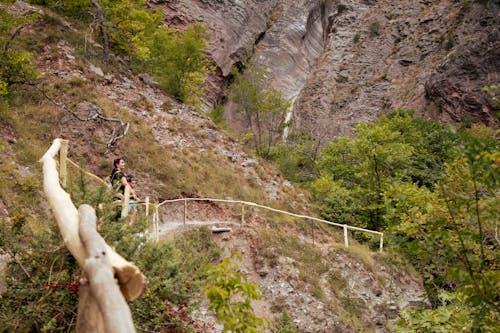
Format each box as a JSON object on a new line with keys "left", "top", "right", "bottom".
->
{"left": 270, "top": 131, "right": 320, "bottom": 182}
{"left": 353, "top": 32, "right": 360, "bottom": 43}
{"left": 0, "top": 7, "right": 40, "bottom": 96}
{"left": 203, "top": 252, "right": 266, "bottom": 333}
{"left": 209, "top": 103, "right": 226, "bottom": 125}
{"left": 229, "top": 65, "right": 289, "bottom": 157}
{"left": 0, "top": 216, "right": 81, "bottom": 332}
{"left": 142, "top": 22, "right": 210, "bottom": 106}
{"left": 271, "top": 310, "right": 299, "bottom": 333}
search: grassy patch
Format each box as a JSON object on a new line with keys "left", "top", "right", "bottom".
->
{"left": 259, "top": 229, "right": 329, "bottom": 297}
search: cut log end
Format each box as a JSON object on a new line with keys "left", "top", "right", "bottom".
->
{"left": 115, "top": 265, "right": 146, "bottom": 301}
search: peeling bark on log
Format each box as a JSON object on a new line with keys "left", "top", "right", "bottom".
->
{"left": 40, "top": 139, "right": 145, "bottom": 301}
{"left": 76, "top": 282, "right": 105, "bottom": 332}
{"left": 78, "top": 204, "right": 135, "bottom": 333}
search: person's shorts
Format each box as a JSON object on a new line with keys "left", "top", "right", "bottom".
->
{"left": 128, "top": 200, "right": 138, "bottom": 212}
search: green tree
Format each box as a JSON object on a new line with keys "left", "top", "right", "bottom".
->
{"left": 0, "top": 5, "right": 40, "bottom": 96}
{"left": 28, "top": 0, "right": 161, "bottom": 61}
{"left": 390, "top": 127, "right": 499, "bottom": 329}
{"left": 379, "top": 109, "right": 460, "bottom": 188}
{"left": 27, "top": 0, "right": 210, "bottom": 104}
{"left": 144, "top": 22, "right": 210, "bottom": 105}
{"left": 230, "top": 65, "right": 289, "bottom": 157}
{"left": 314, "top": 120, "right": 412, "bottom": 230}
{"left": 311, "top": 110, "right": 460, "bottom": 231}
{"left": 203, "top": 252, "right": 265, "bottom": 333}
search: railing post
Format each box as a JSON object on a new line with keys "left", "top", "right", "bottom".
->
{"left": 59, "top": 139, "right": 69, "bottom": 187}
{"left": 312, "top": 223, "right": 315, "bottom": 246}
{"left": 343, "top": 225, "right": 349, "bottom": 248}
{"left": 155, "top": 205, "right": 159, "bottom": 242}
{"left": 241, "top": 204, "right": 245, "bottom": 224}
{"left": 121, "top": 184, "right": 130, "bottom": 218}
{"left": 183, "top": 199, "right": 187, "bottom": 225}
{"left": 379, "top": 233, "right": 384, "bottom": 252}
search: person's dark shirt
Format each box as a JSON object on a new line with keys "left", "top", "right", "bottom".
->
{"left": 111, "top": 169, "right": 126, "bottom": 194}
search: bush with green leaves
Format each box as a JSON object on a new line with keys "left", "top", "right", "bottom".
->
{"left": 271, "top": 310, "right": 300, "bottom": 333}
{"left": 392, "top": 290, "right": 498, "bottom": 332}
{"left": 0, "top": 214, "right": 80, "bottom": 332}
{"left": 0, "top": 169, "right": 222, "bottom": 332}
{"left": 230, "top": 64, "right": 290, "bottom": 157}
{"left": 142, "top": 22, "right": 210, "bottom": 105}
{"left": 0, "top": 5, "right": 40, "bottom": 96}
{"left": 269, "top": 130, "right": 320, "bottom": 182}
{"left": 203, "top": 252, "right": 266, "bottom": 333}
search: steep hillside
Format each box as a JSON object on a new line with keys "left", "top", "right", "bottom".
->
{"left": 0, "top": 2, "right": 429, "bottom": 332}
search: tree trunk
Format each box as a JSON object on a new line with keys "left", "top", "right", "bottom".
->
{"left": 91, "top": 0, "right": 110, "bottom": 63}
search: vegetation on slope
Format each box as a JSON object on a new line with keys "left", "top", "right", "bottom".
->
{"left": 0, "top": 2, "right": 269, "bottom": 331}
{"left": 276, "top": 110, "right": 499, "bottom": 331}
{"left": 0, "top": 0, "right": 498, "bottom": 332}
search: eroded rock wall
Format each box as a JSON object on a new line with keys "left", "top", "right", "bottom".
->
{"left": 295, "top": 0, "right": 500, "bottom": 137}
{"left": 254, "top": 0, "right": 331, "bottom": 100}
{"left": 161, "top": 0, "right": 499, "bottom": 137}
{"left": 157, "top": 0, "right": 280, "bottom": 106}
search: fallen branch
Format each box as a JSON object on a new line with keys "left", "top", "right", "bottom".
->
{"left": 0, "top": 248, "right": 35, "bottom": 284}
{"left": 36, "top": 86, "right": 130, "bottom": 153}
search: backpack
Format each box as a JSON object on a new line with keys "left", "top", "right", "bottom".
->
{"left": 110, "top": 169, "right": 125, "bottom": 194}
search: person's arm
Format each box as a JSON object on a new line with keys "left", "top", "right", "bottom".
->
{"left": 120, "top": 175, "right": 128, "bottom": 187}
{"left": 130, "top": 188, "right": 139, "bottom": 200}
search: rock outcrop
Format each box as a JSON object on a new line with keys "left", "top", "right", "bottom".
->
{"left": 156, "top": 0, "right": 280, "bottom": 105}
{"left": 295, "top": 0, "right": 499, "bottom": 137}
{"left": 162, "top": 0, "right": 499, "bottom": 137}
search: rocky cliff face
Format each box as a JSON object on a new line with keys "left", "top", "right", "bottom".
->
{"left": 156, "top": 0, "right": 279, "bottom": 107}
{"left": 162, "top": 0, "right": 499, "bottom": 137}
{"left": 295, "top": 0, "right": 500, "bottom": 137}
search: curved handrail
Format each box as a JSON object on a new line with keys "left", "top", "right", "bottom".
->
{"left": 67, "top": 158, "right": 108, "bottom": 186}
{"left": 157, "top": 197, "right": 384, "bottom": 251}
{"left": 56, "top": 141, "right": 384, "bottom": 250}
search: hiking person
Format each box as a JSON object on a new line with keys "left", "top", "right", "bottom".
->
{"left": 127, "top": 175, "right": 139, "bottom": 226}
{"left": 110, "top": 157, "right": 128, "bottom": 196}
{"left": 110, "top": 157, "right": 129, "bottom": 220}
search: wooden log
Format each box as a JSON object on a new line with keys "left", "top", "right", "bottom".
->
{"left": 78, "top": 205, "right": 135, "bottom": 333}
{"left": 344, "top": 225, "right": 349, "bottom": 248}
{"left": 59, "top": 139, "right": 68, "bottom": 188}
{"left": 40, "top": 139, "right": 146, "bottom": 301}
{"left": 121, "top": 184, "right": 130, "bottom": 218}
{"left": 76, "top": 280, "right": 105, "bottom": 333}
